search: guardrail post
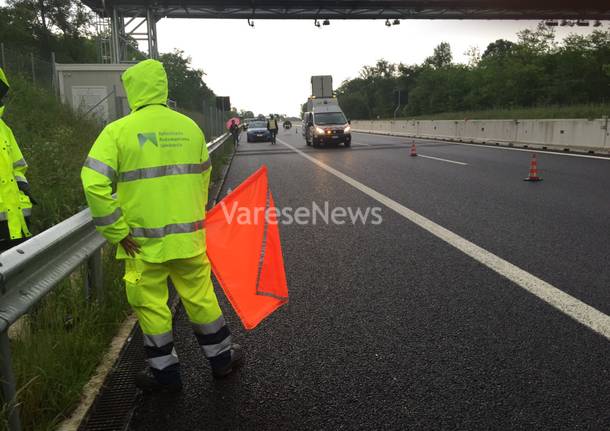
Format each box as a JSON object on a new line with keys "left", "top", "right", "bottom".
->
{"left": 30, "top": 53, "right": 35, "bottom": 84}
{"left": 208, "top": 106, "right": 213, "bottom": 138}
{"left": 602, "top": 115, "right": 608, "bottom": 149}
{"left": 0, "top": 331, "right": 21, "bottom": 431}
{"left": 0, "top": 43, "right": 6, "bottom": 69}
{"left": 86, "top": 249, "right": 104, "bottom": 302}
{"left": 50, "top": 52, "right": 57, "bottom": 96}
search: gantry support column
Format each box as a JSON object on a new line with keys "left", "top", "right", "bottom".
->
{"left": 146, "top": 8, "right": 159, "bottom": 59}
{"left": 110, "top": 7, "right": 121, "bottom": 63}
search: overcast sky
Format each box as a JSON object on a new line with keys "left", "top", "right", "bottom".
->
{"left": 154, "top": 19, "right": 598, "bottom": 116}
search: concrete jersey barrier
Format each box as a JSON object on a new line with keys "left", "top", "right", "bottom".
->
{"left": 351, "top": 118, "right": 610, "bottom": 155}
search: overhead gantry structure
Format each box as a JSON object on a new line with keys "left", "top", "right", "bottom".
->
{"left": 81, "top": 0, "right": 610, "bottom": 63}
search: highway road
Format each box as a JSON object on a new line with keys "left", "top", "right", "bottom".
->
{"left": 129, "top": 128, "right": 610, "bottom": 430}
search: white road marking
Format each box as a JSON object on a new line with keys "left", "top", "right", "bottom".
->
{"left": 418, "top": 154, "right": 468, "bottom": 165}
{"left": 351, "top": 142, "right": 371, "bottom": 147}
{"left": 350, "top": 141, "right": 465, "bottom": 163}
{"left": 353, "top": 131, "right": 610, "bottom": 161}
{"left": 277, "top": 137, "right": 610, "bottom": 341}
{"left": 352, "top": 140, "right": 405, "bottom": 147}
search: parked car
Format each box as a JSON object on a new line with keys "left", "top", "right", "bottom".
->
{"left": 246, "top": 120, "right": 272, "bottom": 142}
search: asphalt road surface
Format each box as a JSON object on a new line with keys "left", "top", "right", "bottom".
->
{"left": 129, "top": 128, "right": 610, "bottom": 430}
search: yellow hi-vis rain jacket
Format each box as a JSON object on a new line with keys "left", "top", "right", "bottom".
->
{"left": 81, "top": 60, "right": 211, "bottom": 262}
{"left": 0, "top": 68, "right": 32, "bottom": 241}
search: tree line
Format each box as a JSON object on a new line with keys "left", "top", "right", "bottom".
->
{"left": 336, "top": 24, "right": 610, "bottom": 120}
{"left": 0, "top": 0, "right": 221, "bottom": 111}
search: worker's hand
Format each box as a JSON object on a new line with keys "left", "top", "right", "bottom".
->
{"left": 120, "top": 234, "right": 141, "bottom": 257}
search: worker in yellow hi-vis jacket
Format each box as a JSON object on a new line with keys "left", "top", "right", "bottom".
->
{"left": 0, "top": 68, "right": 33, "bottom": 252}
{"left": 81, "top": 59, "right": 243, "bottom": 392}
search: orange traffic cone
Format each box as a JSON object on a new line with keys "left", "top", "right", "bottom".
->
{"left": 524, "top": 153, "right": 542, "bottom": 181}
{"left": 410, "top": 142, "right": 417, "bottom": 157}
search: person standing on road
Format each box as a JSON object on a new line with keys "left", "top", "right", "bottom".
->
{"left": 0, "top": 68, "right": 34, "bottom": 252}
{"left": 81, "top": 59, "right": 243, "bottom": 393}
{"left": 267, "top": 115, "right": 278, "bottom": 145}
{"left": 229, "top": 119, "right": 239, "bottom": 147}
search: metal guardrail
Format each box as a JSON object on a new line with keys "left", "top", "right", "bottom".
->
{"left": 0, "top": 132, "right": 231, "bottom": 431}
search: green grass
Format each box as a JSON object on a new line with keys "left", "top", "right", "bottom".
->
{"left": 401, "top": 103, "right": 610, "bottom": 121}
{"left": 3, "top": 76, "right": 102, "bottom": 231}
{"left": 8, "top": 249, "right": 129, "bottom": 431}
{"left": 1, "top": 77, "right": 131, "bottom": 430}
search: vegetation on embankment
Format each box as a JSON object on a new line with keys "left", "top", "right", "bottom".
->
{"left": 4, "top": 75, "right": 101, "bottom": 231}
{"left": 1, "top": 76, "right": 132, "bottom": 431}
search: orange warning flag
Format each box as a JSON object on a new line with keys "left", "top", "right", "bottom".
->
{"left": 206, "top": 165, "right": 288, "bottom": 330}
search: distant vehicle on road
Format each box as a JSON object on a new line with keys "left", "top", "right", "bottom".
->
{"left": 302, "top": 75, "right": 351, "bottom": 148}
{"left": 303, "top": 105, "right": 351, "bottom": 148}
{"left": 243, "top": 117, "right": 257, "bottom": 131}
{"left": 246, "top": 119, "right": 272, "bottom": 142}
{"left": 283, "top": 120, "right": 292, "bottom": 129}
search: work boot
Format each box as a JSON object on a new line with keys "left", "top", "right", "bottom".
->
{"left": 135, "top": 367, "right": 183, "bottom": 393}
{"left": 212, "top": 344, "right": 244, "bottom": 378}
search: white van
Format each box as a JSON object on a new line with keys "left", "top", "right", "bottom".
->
{"left": 302, "top": 98, "right": 351, "bottom": 148}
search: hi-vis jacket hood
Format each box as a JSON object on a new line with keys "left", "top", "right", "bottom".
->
{"left": 0, "top": 68, "right": 9, "bottom": 118}
{"left": 121, "top": 59, "right": 168, "bottom": 111}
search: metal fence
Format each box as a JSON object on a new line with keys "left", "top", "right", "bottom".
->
{"left": 0, "top": 132, "right": 232, "bottom": 431}
{"left": 0, "top": 43, "right": 56, "bottom": 92}
{"left": 181, "top": 104, "right": 230, "bottom": 141}
{"left": 0, "top": 43, "right": 231, "bottom": 136}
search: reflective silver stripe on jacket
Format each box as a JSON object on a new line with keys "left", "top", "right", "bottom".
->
{"left": 192, "top": 316, "right": 226, "bottom": 335}
{"left": 84, "top": 157, "right": 117, "bottom": 180}
{"left": 143, "top": 331, "right": 173, "bottom": 348}
{"left": 148, "top": 348, "right": 179, "bottom": 370}
{"left": 131, "top": 219, "right": 205, "bottom": 238}
{"left": 200, "top": 337, "right": 232, "bottom": 359}
{"left": 118, "top": 159, "right": 211, "bottom": 183}
{"left": 12, "top": 158, "right": 27, "bottom": 168}
{"left": 15, "top": 175, "right": 27, "bottom": 184}
{"left": 0, "top": 208, "right": 32, "bottom": 221}
{"left": 92, "top": 208, "right": 122, "bottom": 227}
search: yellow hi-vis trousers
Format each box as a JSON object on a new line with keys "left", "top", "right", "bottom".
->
{"left": 124, "top": 253, "right": 232, "bottom": 373}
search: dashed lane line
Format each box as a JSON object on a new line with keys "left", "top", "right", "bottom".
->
{"left": 351, "top": 141, "right": 467, "bottom": 164}
{"left": 417, "top": 154, "right": 468, "bottom": 165}
{"left": 277, "top": 137, "right": 610, "bottom": 342}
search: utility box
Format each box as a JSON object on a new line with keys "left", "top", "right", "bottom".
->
{"left": 311, "top": 75, "right": 333, "bottom": 98}
{"left": 56, "top": 63, "right": 131, "bottom": 124}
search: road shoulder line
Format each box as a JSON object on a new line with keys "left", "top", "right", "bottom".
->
{"left": 353, "top": 131, "right": 610, "bottom": 161}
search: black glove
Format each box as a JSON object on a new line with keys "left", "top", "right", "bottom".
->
{"left": 17, "top": 181, "right": 38, "bottom": 205}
